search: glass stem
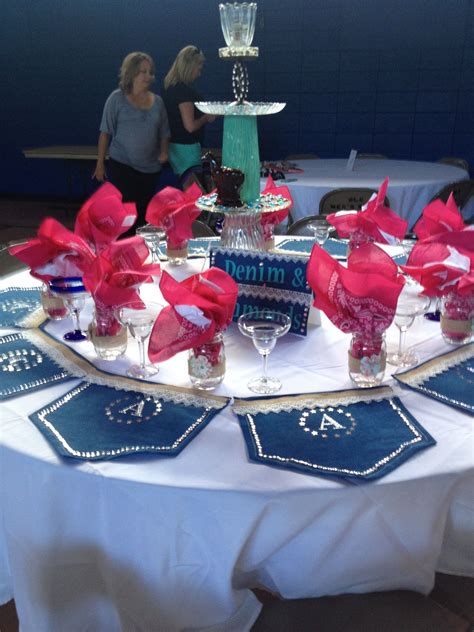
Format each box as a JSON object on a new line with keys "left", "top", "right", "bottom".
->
{"left": 72, "top": 308, "right": 81, "bottom": 332}
{"left": 138, "top": 338, "right": 147, "bottom": 369}
{"left": 398, "top": 328, "right": 407, "bottom": 357}
{"left": 262, "top": 352, "right": 269, "bottom": 380}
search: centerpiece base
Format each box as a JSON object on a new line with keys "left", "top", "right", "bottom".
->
{"left": 196, "top": 192, "right": 291, "bottom": 251}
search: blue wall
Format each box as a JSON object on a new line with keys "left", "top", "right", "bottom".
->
{"left": 1, "top": 0, "right": 473, "bottom": 197}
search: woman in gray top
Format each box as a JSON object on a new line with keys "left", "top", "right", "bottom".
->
{"left": 93, "top": 51, "right": 170, "bottom": 228}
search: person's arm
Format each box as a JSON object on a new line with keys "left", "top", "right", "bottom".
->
{"left": 159, "top": 136, "right": 170, "bottom": 164}
{"left": 93, "top": 131, "right": 110, "bottom": 181}
{"left": 178, "top": 102, "right": 216, "bottom": 134}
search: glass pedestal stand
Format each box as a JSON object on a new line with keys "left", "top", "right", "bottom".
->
{"left": 195, "top": 101, "right": 285, "bottom": 206}
{"left": 222, "top": 115, "right": 260, "bottom": 203}
{"left": 196, "top": 192, "right": 291, "bottom": 251}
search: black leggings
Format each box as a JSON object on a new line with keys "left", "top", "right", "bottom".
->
{"left": 108, "top": 158, "right": 161, "bottom": 233}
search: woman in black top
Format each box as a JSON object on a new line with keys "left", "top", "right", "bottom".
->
{"left": 163, "top": 45, "right": 216, "bottom": 189}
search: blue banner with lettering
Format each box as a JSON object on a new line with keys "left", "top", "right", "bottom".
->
{"left": 210, "top": 248, "right": 312, "bottom": 335}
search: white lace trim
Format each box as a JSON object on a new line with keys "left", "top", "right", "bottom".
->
{"left": 22, "top": 330, "right": 228, "bottom": 410}
{"left": 396, "top": 344, "right": 474, "bottom": 386}
{"left": 232, "top": 387, "right": 393, "bottom": 415}
{"left": 238, "top": 284, "right": 313, "bottom": 306}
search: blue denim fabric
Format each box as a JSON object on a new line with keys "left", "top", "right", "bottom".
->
{"left": 29, "top": 382, "right": 226, "bottom": 461}
{"left": 0, "top": 333, "right": 73, "bottom": 399}
{"left": 235, "top": 395, "right": 435, "bottom": 483}
{"left": 0, "top": 287, "right": 42, "bottom": 328}
{"left": 395, "top": 353, "right": 474, "bottom": 415}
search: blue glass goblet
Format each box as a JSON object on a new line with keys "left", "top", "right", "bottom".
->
{"left": 50, "top": 277, "right": 89, "bottom": 342}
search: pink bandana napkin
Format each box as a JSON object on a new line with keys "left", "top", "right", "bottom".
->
{"left": 402, "top": 241, "right": 473, "bottom": 298}
{"left": 82, "top": 237, "right": 160, "bottom": 309}
{"left": 260, "top": 176, "right": 292, "bottom": 239}
{"left": 148, "top": 268, "right": 238, "bottom": 363}
{"left": 74, "top": 182, "right": 137, "bottom": 252}
{"left": 307, "top": 242, "right": 405, "bottom": 337}
{"left": 145, "top": 184, "right": 202, "bottom": 249}
{"left": 9, "top": 217, "right": 95, "bottom": 282}
{"left": 413, "top": 193, "right": 466, "bottom": 241}
{"left": 327, "top": 177, "right": 408, "bottom": 244}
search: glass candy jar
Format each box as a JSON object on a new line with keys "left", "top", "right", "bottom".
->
{"left": 348, "top": 332, "right": 386, "bottom": 388}
{"left": 188, "top": 332, "right": 226, "bottom": 390}
{"left": 440, "top": 292, "right": 474, "bottom": 345}
{"left": 166, "top": 237, "right": 188, "bottom": 265}
{"left": 41, "top": 283, "right": 68, "bottom": 320}
{"left": 89, "top": 304, "right": 127, "bottom": 361}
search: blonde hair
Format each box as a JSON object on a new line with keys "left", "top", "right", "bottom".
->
{"left": 119, "top": 52, "right": 155, "bottom": 94}
{"left": 164, "top": 45, "right": 205, "bottom": 89}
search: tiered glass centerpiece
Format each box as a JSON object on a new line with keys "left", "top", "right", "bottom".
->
{"left": 195, "top": 2, "right": 290, "bottom": 250}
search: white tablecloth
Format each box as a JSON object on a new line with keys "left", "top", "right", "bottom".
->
{"left": 276, "top": 159, "right": 469, "bottom": 229}
{"left": 0, "top": 257, "right": 473, "bottom": 632}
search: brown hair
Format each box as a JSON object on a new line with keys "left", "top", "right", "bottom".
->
{"left": 119, "top": 52, "right": 155, "bottom": 94}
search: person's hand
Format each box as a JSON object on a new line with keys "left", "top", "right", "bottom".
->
{"left": 206, "top": 114, "right": 217, "bottom": 124}
{"left": 93, "top": 163, "right": 106, "bottom": 182}
{"left": 159, "top": 152, "right": 168, "bottom": 164}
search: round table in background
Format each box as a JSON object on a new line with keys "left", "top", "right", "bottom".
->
{"left": 278, "top": 159, "right": 469, "bottom": 229}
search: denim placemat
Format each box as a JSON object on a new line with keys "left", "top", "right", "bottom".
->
{"left": 233, "top": 388, "right": 435, "bottom": 483}
{"left": 0, "top": 286, "right": 44, "bottom": 328}
{"left": 276, "top": 237, "right": 347, "bottom": 259}
{"left": 0, "top": 332, "right": 73, "bottom": 399}
{"left": 29, "top": 381, "right": 224, "bottom": 460}
{"left": 394, "top": 344, "right": 474, "bottom": 415}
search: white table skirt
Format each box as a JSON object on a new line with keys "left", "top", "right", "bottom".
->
{"left": 0, "top": 255, "right": 473, "bottom": 632}
{"left": 273, "top": 159, "right": 469, "bottom": 229}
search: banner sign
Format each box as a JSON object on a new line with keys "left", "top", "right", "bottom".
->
{"left": 210, "top": 248, "right": 312, "bottom": 335}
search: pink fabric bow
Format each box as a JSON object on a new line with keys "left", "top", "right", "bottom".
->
{"left": 413, "top": 193, "right": 466, "bottom": 241}
{"left": 402, "top": 241, "right": 473, "bottom": 297}
{"left": 9, "top": 217, "right": 96, "bottom": 282}
{"left": 145, "top": 184, "right": 202, "bottom": 249}
{"left": 307, "top": 242, "right": 405, "bottom": 336}
{"left": 82, "top": 237, "right": 161, "bottom": 308}
{"left": 326, "top": 177, "right": 408, "bottom": 244}
{"left": 74, "top": 182, "right": 137, "bottom": 252}
{"left": 148, "top": 267, "right": 238, "bottom": 363}
{"left": 260, "top": 176, "right": 292, "bottom": 238}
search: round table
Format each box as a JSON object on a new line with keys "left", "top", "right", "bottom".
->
{"left": 0, "top": 256, "right": 473, "bottom": 631}
{"left": 278, "top": 159, "right": 469, "bottom": 229}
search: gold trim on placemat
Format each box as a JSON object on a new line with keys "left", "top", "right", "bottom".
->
{"left": 24, "top": 328, "right": 229, "bottom": 409}
{"left": 394, "top": 343, "right": 474, "bottom": 386}
{"left": 233, "top": 385, "right": 393, "bottom": 414}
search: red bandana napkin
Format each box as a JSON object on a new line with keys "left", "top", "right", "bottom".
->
{"left": 413, "top": 193, "right": 466, "bottom": 241}
{"left": 82, "top": 237, "right": 161, "bottom": 308}
{"left": 260, "top": 176, "right": 292, "bottom": 238}
{"left": 145, "top": 184, "right": 202, "bottom": 249}
{"left": 148, "top": 267, "right": 238, "bottom": 363}
{"left": 74, "top": 182, "right": 137, "bottom": 252}
{"left": 327, "top": 177, "right": 408, "bottom": 244}
{"left": 9, "top": 217, "right": 96, "bottom": 282}
{"left": 307, "top": 242, "right": 405, "bottom": 337}
{"left": 402, "top": 241, "right": 473, "bottom": 297}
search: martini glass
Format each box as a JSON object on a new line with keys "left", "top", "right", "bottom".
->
{"left": 118, "top": 301, "right": 163, "bottom": 379}
{"left": 238, "top": 311, "right": 291, "bottom": 394}
{"left": 307, "top": 218, "right": 333, "bottom": 246}
{"left": 388, "top": 292, "right": 430, "bottom": 367}
{"left": 50, "top": 277, "right": 89, "bottom": 342}
{"left": 136, "top": 224, "right": 165, "bottom": 264}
